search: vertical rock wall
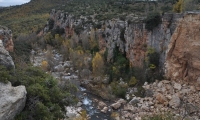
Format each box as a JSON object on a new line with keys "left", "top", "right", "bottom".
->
{"left": 165, "top": 12, "right": 200, "bottom": 82}
{"left": 45, "top": 10, "right": 200, "bottom": 81}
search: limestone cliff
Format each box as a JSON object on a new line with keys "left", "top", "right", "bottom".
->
{"left": 44, "top": 10, "right": 183, "bottom": 68}
{"left": 45, "top": 10, "right": 200, "bottom": 82}
{"left": 165, "top": 12, "right": 200, "bottom": 82}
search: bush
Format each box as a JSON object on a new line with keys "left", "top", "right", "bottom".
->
{"left": 145, "top": 12, "right": 161, "bottom": 31}
{"left": 129, "top": 76, "right": 137, "bottom": 87}
{"left": 110, "top": 81, "right": 127, "bottom": 98}
{"left": 0, "top": 65, "right": 12, "bottom": 83}
{"left": 12, "top": 66, "right": 76, "bottom": 120}
{"left": 48, "top": 19, "right": 55, "bottom": 30}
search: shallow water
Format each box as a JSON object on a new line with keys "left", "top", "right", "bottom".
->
{"left": 78, "top": 87, "right": 111, "bottom": 120}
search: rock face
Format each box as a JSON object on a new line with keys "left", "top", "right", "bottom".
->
{"left": 45, "top": 10, "right": 200, "bottom": 83}
{"left": 0, "top": 82, "right": 27, "bottom": 120}
{"left": 165, "top": 12, "right": 200, "bottom": 82}
{"left": 0, "top": 26, "right": 14, "bottom": 52}
{"left": 45, "top": 10, "right": 181, "bottom": 73}
{"left": 0, "top": 26, "right": 14, "bottom": 68}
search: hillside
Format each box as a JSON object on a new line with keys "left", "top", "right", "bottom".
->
{"left": 0, "top": 0, "right": 177, "bottom": 36}
{"left": 0, "top": 0, "right": 67, "bottom": 36}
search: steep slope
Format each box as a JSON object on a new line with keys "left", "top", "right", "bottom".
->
{"left": 0, "top": 0, "right": 67, "bottom": 36}
{"left": 165, "top": 12, "right": 200, "bottom": 83}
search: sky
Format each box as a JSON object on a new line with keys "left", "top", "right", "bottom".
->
{"left": 0, "top": 0, "right": 30, "bottom": 7}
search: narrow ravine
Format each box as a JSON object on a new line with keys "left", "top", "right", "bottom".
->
{"left": 31, "top": 49, "right": 112, "bottom": 119}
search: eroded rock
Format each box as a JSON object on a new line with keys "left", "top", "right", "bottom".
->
{"left": 0, "top": 82, "right": 27, "bottom": 120}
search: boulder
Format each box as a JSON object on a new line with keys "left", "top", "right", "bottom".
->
{"left": 0, "top": 82, "right": 27, "bottom": 120}
{"left": 111, "top": 102, "right": 121, "bottom": 110}
{"left": 169, "top": 95, "right": 180, "bottom": 108}
{"left": 117, "top": 99, "right": 127, "bottom": 105}
{"left": 156, "top": 93, "right": 168, "bottom": 105}
{"left": 101, "top": 107, "right": 108, "bottom": 113}
{"left": 173, "top": 82, "right": 182, "bottom": 90}
{"left": 98, "top": 101, "right": 107, "bottom": 109}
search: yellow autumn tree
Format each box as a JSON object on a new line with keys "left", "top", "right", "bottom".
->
{"left": 92, "top": 52, "right": 104, "bottom": 76}
{"left": 173, "top": 0, "right": 183, "bottom": 13}
{"left": 41, "top": 60, "right": 48, "bottom": 71}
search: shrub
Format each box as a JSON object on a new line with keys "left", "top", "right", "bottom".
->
{"left": 12, "top": 66, "right": 76, "bottom": 120}
{"left": 145, "top": 12, "right": 161, "bottom": 31}
{"left": 129, "top": 76, "right": 137, "bottom": 87}
{"left": 110, "top": 81, "right": 127, "bottom": 98}
{"left": 48, "top": 19, "right": 55, "bottom": 30}
{"left": 0, "top": 65, "right": 12, "bottom": 83}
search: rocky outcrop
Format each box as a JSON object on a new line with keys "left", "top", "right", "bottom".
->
{"left": 0, "top": 26, "right": 14, "bottom": 69}
{"left": 0, "top": 82, "right": 27, "bottom": 120}
{"left": 0, "top": 26, "right": 14, "bottom": 52}
{"left": 165, "top": 12, "right": 200, "bottom": 82}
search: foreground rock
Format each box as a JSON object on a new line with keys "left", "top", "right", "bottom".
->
{"left": 0, "top": 82, "right": 27, "bottom": 120}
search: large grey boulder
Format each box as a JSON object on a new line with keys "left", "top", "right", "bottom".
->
{"left": 0, "top": 82, "right": 27, "bottom": 120}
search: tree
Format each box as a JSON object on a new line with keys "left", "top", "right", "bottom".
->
{"left": 173, "top": 0, "right": 183, "bottom": 13}
{"left": 92, "top": 52, "right": 104, "bottom": 76}
{"left": 80, "top": 31, "right": 89, "bottom": 50}
{"left": 183, "top": 0, "right": 198, "bottom": 11}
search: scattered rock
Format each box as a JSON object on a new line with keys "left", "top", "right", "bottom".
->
{"left": 101, "top": 107, "right": 108, "bottom": 113}
{"left": 98, "top": 101, "right": 107, "bottom": 109}
{"left": 111, "top": 102, "right": 121, "bottom": 110}
{"left": 145, "top": 89, "right": 154, "bottom": 97}
{"left": 173, "top": 82, "right": 182, "bottom": 90}
{"left": 117, "top": 99, "right": 127, "bottom": 105}
{"left": 156, "top": 93, "right": 168, "bottom": 105}
{"left": 196, "top": 77, "right": 200, "bottom": 90}
{"left": 77, "top": 102, "right": 82, "bottom": 107}
{"left": 169, "top": 95, "right": 180, "bottom": 108}
{"left": 186, "top": 103, "right": 199, "bottom": 115}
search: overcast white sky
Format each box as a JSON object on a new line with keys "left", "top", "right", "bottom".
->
{"left": 0, "top": 0, "right": 30, "bottom": 6}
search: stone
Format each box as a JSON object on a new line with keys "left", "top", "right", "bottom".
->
{"left": 196, "top": 77, "right": 200, "bottom": 90}
{"left": 77, "top": 102, "right": 82, "bottom": 107}
{"left": 111, "top": 102, "right": 121, "bottom": 110}
{"left": 117, "top": 99, "right": 127, "bottom": 105}
{"left": 124, "top": 104, "right": 133, "bottom": 111}
{"left": 129, "top": 98, "right": 140, "bottom": 105}
{"left": 145, "top": 89, "right": 154, "bottom": 97}
{"left": 156, "top": 93, "right": 168, "bottom": 105}
{"left": 101, "top": 107, "right": 108, "bottom": 113}
{"left": 186, "top": 103, "right": 199, "bottom": 114}
{"left": 173, "top": 82, "right": 182, "bottom": 90}
{"left": 0, "top": 82, "right": 27, "bottom": 120}
{"left": 169, "top": 95, "right": 180, "bottom": 108}
{"left": 157, "top": 82, "right": 163, "bottom": 88}
{"left": 98, "top": 101, "right": 107, "bottom": 109}
{"left": 65, "top": 106, "right": 81, "bottom": 118}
